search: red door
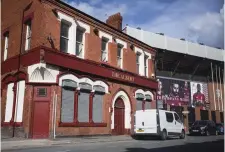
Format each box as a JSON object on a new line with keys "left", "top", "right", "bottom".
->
{"left": 32, "top": 87, "right": 50, "bottom": 139}
{"left": 114, "top": 98, "right": 125, "bottom": 135}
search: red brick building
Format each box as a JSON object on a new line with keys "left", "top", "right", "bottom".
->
{"left": 1, "top": 0, "right": 158, "bottom": 138}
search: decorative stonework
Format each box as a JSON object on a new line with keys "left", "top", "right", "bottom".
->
{"left": 28, "top": 63, "right": 59, "bottom": 83}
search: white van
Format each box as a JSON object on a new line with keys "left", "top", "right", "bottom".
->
{"left": 134, "top": 109, "right": 185, "bottom": 140}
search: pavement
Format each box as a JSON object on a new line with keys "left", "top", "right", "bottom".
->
{"left": 1, "top": 135, "right": 224, "bottom": 152}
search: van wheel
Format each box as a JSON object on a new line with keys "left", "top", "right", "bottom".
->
{"left": 180, "top": 130, "right": 185, "bottom": 139}
{"left": 160, "top": 130, "right": 167, "bottom": 140}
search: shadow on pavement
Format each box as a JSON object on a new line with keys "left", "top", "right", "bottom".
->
{"left": 125, "top": 139, "right": 224, "bottom": 152}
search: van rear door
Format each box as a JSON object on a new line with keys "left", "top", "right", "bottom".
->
{"left": 135, "top": 110, "right": 157, "bottom": 134}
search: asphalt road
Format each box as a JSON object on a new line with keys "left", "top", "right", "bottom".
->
{"left": 3, "top": 135, "right": 224, "bottom": 152}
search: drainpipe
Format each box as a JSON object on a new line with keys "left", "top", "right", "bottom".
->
{"left": 12, "top": 2, "right": 32, "bottom": 138}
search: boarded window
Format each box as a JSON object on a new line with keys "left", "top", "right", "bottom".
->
{"left": 93, "top": 93, "right": 104, "bottom": 122}
{"left": 78, "top": 91, "right": 90, "bottom": 122}
{"left": 136, "top": 99, "right": 143, "bottom": 111}
{"left": 145, "top": 101, "right": 151, "bottom": 110}
{"left": 61, "top": 88, "right": 74, "bottom": 122}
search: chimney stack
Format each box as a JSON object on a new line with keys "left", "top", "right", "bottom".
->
{"left": 106, "top": 13, "right": 123, "bottom": 30}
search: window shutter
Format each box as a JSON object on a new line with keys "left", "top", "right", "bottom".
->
{"left": 136, "top": 99, "right": 143, "bottom": 111}
{"left": 145, "top": 101, "right": 151, "bottom": 110}
{"left": 61, "top": 88, "right": 74, "bottom": 122}
{"left": 93, "top": 93, "right": 104, "bottom": 123}
{"left": 78, "top": 91, "right": 90, "bottom": 122}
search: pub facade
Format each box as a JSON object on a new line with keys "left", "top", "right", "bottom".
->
{"left": 1, "top": 0, "right": 157, "bottom": 138}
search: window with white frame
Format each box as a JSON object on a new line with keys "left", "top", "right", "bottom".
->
{"left": 144, "top": 55, "right": 148, "bottom": 76}
{"left": 101, "top": 38, "right": 108, "bottom": 62}
{"left": 3, "top": 32, "right": 9, "bottom": 61}
{"left": 25, "top": 20, "right": 32, "bottom": 51}
{"left": 117, "top": 44, "right": 123, "bottom": 68}
{"left": 76, "top": 28, "right": 84, "bottom": 57}
{"left": 136, "top": 53, "right": 141, "bottom": 74}
{"left": 60, "top": 21, "right": 70, "bottom": 53}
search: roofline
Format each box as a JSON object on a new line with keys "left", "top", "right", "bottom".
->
{"left": 43, "top": 0, "right": 156, "bottom": 54}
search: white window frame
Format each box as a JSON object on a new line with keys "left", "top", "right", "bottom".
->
{"left": 136, "top": 53, "right": 141, "bottom": 74}
{"left": 134, "top": 47, "right": 144, "bottom": 76}
{"left": 60, "top": 20, "right": 71, "bottom": 53}
{"left": 75, "top": 27, "right": 85, "bottom": 58}
{"left": 57, "top": 12, "right": 90, "bottom": 58}
{"left": 144, "top": 55, "right": 149, "bottom": 77}
{"left": 101, "top": 37, "right": 109, "bottom": 62}
{"left": 25, "top": 21, "right": 32, "bottom": 51}
{"left": 99, "top": 31, "right": 113, "bottom": 62}
{"left": 117, "top": 43, "right": 123, "bottom": 68}
{"left": 3, "top": 33, "right": 9, "bottom": 61}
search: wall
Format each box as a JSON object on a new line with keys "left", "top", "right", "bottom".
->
{"left": 53, "top": 81, "right": 138, "bottom": 136}
{"left": 2, "top": 0, "right": 155, "bottom": 80}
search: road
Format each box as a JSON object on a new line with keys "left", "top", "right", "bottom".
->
{"left": 3, "top": 135, "right": 224, "bottom": 152}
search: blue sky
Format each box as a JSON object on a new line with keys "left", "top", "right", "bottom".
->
{"left": 64, "top": 0, "right": 224, "bottom": 49}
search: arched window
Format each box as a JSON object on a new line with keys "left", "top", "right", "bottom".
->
{"left": 61, "top": 79, "right": 77, "bottom": 123}
{"left": 92, "top": 85, "right": 106, "bottom": 123}
{"left": 136, "top": 93, "right": 145, "bottom": 111}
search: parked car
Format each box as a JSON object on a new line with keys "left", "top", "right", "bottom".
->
{"left": 189, "top": 120, "right": 218, "bottom": 136}
{"left": 133, "top": 109, "right": 185, "bottom": 140}
{"left": 216, "top": 123, "right": 224, "bottom": 135}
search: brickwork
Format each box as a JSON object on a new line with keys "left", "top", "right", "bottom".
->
{"left": 123, "top": 46, "right": 136, "bottom": 73}
{"left": 108, "top": 42, "right": 118, "bottom": 67}
{"left": 84, "top": 33, "right": 101, "bottom": 62}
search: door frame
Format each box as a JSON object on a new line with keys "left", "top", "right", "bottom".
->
{"left": 29, "top": 85, "right": 51, "bottom": 138}
{"left": 113, "top": 98, "right": 125, "bottom": 135}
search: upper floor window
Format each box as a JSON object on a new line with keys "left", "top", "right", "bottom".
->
{"left": 117, "top": 44, "right": 123, "bottom": 68}
{"left": 136, "top": 53, "right": 141, "bottom": 74}
{"left": 60, "top": 21, "right": 70, "bottom": 53}
{"left": 3, "top": 32, "right": 9, "bottom": 61}
{"left": 25, "top": 20, "right": 32, "bottom": 51}
{"left": 144, "top": 55, "right": 148, "bottom": 77}
{"left": 101, "top": 38, "right": 108, "bottom": 62}
{"left": 76, "top": 28, "right": 84, "bottom": 58}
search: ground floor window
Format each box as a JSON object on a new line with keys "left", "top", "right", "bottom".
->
{"left": 60, "top": 79, "right": 106, "bottom": 126}
{"left": 135, "top": 93, "right": 152, "bottom": 111}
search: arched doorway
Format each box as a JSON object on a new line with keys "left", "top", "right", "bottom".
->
{"left": 114, "top": 98, "right": 125, "bottom": 135}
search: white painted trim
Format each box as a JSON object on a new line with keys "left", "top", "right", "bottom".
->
{"left": 99, "top": 31, "right": 113, "bottom": 43}
{"left": 135, "top": 47, "right": 145, "bottom": 76}
{"left": 28, "top": 63, "right": 59, "bottom": 83}
{"left": 111, "top": 90, "right": 131, "bottom": 129}
{"left": 59, "top": 74, "right": 80, "bottom": 86}
{"left": 79, "top": 77, "right": 94, "bottom": 85}
{"left": 58, "top": 74, "right": 108, "bottom": 93}
{"left": 25, "top": 23, "right": 31, "bottom": 51}
{"left": 135, "top": 89, "right": 154, "bottom": 100}
{"left": 14, "top": 81, "right": 25, "bottom": 122}
{"left": 75, "top": 20, "right": 90, "bottom": 59}
{"left": 99, "top": 31, "right": 112, "bottom": 62}
{"left": 4, "top": 35, "right": 8, "bottom": 61}
{"left": 93, "top": 81, "right": 109, "bottom": 93}
{"left": 4, "top": 83, "right": 14, "bottom": 122}
{"left": 135, "top": 89, "right": 145, "bottom": 96}
{"left": 58, "top": 12, "right": 76, "bottom": 55}
{"left": 144, "top": 91, "right": 154, "bottom": 100}
{"left": 115, "top": 38, "right": 127, "bottom": 49}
